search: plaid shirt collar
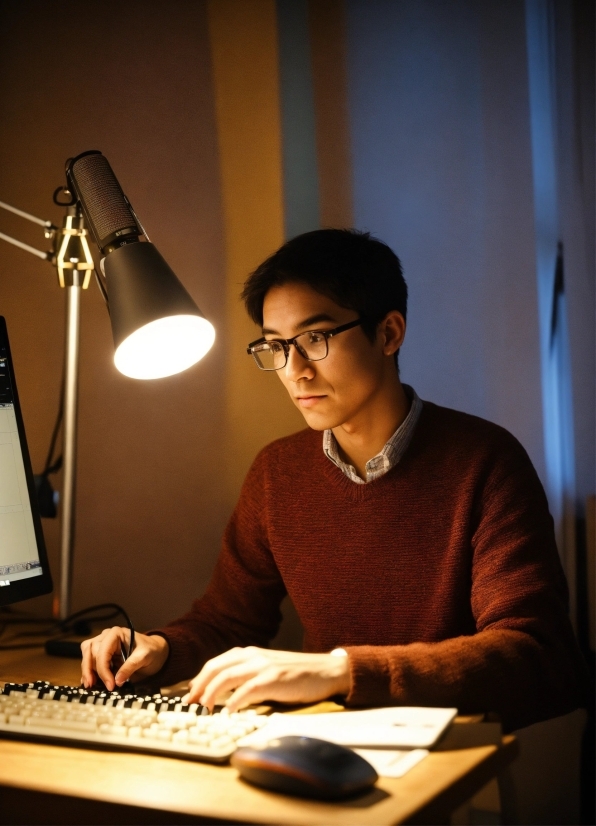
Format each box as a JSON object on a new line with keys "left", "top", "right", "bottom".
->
{"left": 323, "top": 385, "right": 422, "bottom": 484}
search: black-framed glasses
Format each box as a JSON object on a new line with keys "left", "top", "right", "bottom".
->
{"left": 247, "top": 318, "right": 363, "bottom": 371}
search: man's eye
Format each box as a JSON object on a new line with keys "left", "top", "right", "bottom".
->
{"left": 266, "top": 341, "right": 284, "bottom": 353}
{"left": 306, "top": 332, "right": 325, "bottom": 344}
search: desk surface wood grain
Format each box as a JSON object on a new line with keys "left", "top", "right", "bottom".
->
{"left": 0, "top": 645, "right": 517, "bottom": 825}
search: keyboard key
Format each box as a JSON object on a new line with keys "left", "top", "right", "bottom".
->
{"left": 0, "top": 681, "right": 268, "bottom": 763}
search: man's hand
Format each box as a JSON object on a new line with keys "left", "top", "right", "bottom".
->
{"left": 80, "top": 627, "right": 169, "bottom": 691}
{"left": 182, "top": 647, "right": 351, "bottom": 713}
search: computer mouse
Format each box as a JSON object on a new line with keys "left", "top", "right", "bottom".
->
{"left": 231, "top": 735, "right": 378, "bottom": 800}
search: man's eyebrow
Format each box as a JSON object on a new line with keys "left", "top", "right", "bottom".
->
{"left": 262, "top": 313, "right": 338, "bottom": 336}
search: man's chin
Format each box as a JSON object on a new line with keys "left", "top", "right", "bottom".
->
{"left": 297, "top": 408, "right": 336, "bottom": 432}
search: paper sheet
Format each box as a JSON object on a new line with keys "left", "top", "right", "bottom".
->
{"left": 239, "top": 706, "right": 457, "bottom": 749}
{"left": 354, "top": 748, "right": 429, "bottom": 778}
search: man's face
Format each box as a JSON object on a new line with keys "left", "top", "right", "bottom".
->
{"left": 261, "top": 282, "right": 400, "bottom": 433}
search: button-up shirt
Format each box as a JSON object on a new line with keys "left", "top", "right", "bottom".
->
{"left": 323, "top": 385, "right": 422, "bottom": 484}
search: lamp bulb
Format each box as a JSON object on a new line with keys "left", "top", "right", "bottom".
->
{"left": 114, "top": 315, "right": 215, "bottom": 379}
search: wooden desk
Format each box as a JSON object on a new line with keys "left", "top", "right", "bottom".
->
{"left": 0, "top": 648, "right": 518, "bottom": 825}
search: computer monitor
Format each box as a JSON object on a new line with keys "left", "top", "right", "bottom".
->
{"left": 0, "top": 316, "right": 53, "bottom": 606}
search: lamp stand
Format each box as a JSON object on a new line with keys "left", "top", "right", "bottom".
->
{"left": 57, "top": 283, "right": 81, "bottom": 620}
{"left": 53, "top": 209, "right": 94, "bottom": 620}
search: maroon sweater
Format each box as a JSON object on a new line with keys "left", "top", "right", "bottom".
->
{"left": 152, "top": 401, "right": 585, "bottom": 731}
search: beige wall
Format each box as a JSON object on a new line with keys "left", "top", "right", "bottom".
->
{"left": 0, "top": 1, "right": 318, "bottom": 631}
{"left": 207, "top": 0, "right": 305, "bottom": 501}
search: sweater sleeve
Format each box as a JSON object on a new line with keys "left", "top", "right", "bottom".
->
{"left": 144, "top": 449, "right": 287, "bottom": 689}
{"left": 343, "top": 437, "right": 588, "bottom": 732}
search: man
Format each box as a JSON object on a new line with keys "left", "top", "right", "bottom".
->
{"left": 81, "top": 229, "right": 585, "bottom": 732}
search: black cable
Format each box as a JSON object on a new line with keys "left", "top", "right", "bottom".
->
{"left": 0, "top": 602, "right": 134, "bottom": 653}
{"left": 58, "top": 603, "right": 133, "bottom": 633}
{"left": 64, "top": 603, "right": 135, "bottom": 659}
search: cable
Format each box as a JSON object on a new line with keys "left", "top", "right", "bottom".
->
{"left": 58, "top": 603, "right": 133, "bottom": 634}
{"left": 0, "top": 602, "right": 134, "bottom": 652}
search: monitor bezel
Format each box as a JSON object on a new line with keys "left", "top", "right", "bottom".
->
{"left": 0, "top": 315, "right": 53, "bottom": 607}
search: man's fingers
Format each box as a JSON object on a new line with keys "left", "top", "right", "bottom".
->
{"left": 116, "top": 645, "right": 162, "bottom": 686}
{"left": 184, "top": 670, "right": 217, "bottom": 706}
{"left": 183, "top": 648, "right": 253, "bottom": 705}
{"left": 80, "top": 639, "right": 97, "bottom": 688}
{"left": 197, "top": 663, "right": 256, "bottom": 710}
{"left": 182, "top": 648, "right": 351, "bottom": 712}
{"left": 80, "top": 629, "right": 170, "bottom": 692}
{"left": 184, "top": 666, "right": 216, "bottom": 703}
{"left": 224, "top": 674, "right": 271, "bottom": 713}
{"left": 114, "top": 648, "right": 151, "bottom": 686}
{"left": 92, "top": 628, "right": 128, "bottom": 691}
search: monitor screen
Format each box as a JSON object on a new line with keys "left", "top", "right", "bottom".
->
{"left": 0, "top": 316, "right": 53, "bottom": 606}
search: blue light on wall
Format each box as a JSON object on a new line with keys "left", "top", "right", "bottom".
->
{"left": 525, "top": 0, "right": 576, "bottom": 576}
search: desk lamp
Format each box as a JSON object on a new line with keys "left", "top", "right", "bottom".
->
{"left": 66, "top": 151, "right": 215, "bottom": 379}
{"left": 0, "top": 151, "right": 215, "bottom": 618}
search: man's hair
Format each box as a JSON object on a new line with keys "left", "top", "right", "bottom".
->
{"left": 241, "top": 229, "right": 408, "bottom": 349}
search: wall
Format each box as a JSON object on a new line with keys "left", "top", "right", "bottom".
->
{"left": 342, "top": 0, "right": 595, "bottom": 639}
{"left": 0, "top": 0, "right": 304, "bottom": 630}
{"left": 345, "top": 0, "right": 547, "bottom": 483}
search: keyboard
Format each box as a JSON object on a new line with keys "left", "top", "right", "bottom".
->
{"left": 0, "top": 682, "right": 268, "bottom": 763}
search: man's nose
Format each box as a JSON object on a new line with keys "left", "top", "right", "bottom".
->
{"left": 285, "top": 343, "right": 315, "bottom": 381}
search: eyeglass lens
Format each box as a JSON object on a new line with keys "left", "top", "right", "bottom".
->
{"left": 252, "top": 331, "right": 328, "bottom": 370}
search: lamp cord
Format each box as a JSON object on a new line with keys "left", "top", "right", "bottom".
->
{"left": 0, "top": 602, "right": 135, "bottom": 652}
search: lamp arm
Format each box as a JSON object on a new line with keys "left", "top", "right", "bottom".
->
{"left": 0, "top": 230, "right": 52, "bottom": 261}
{"left": 0, "top": 199, "right": 55, "bottom": 230}
{"left": 0, "top": 199, "right": 56, "bottom": 261}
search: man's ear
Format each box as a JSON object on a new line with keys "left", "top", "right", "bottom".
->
{"left": 379, "top": 311, "right": 406, "bottom": 356}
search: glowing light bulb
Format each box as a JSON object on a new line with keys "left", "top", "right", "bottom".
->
{"left": 114, "top": 315, "right": 215, "bottom": 380}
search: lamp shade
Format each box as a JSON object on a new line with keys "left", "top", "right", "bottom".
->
{"left": 103, "top": 242, "right": 215, "bottom": 379}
